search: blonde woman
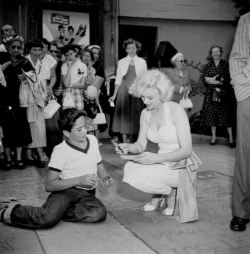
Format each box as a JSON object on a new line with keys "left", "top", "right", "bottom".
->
{"left": 116, "top": 69, "right": 201, "bottom": 223}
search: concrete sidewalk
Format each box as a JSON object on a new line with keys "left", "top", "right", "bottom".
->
{"left": 0, "top": 137, "right": 250, "bottom": 254}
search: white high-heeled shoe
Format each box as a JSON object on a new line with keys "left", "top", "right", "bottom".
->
{"left": 142, "top": 198, "right": 165, "bottom": 212}
{"left": 161, "top": 188, "right": 176, "bottom": 216}
{"left": 162, "top": 208, "right": 174, "bottom": 216}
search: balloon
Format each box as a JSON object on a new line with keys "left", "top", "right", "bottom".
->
{"left": 86, "top": 85, "right": 97, "bottom": 98}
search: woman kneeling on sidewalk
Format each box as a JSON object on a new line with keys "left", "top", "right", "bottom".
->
{"left": 116, "top": 69, "right": 201, "bottom": 223}
{"left": 0, "top": 108, "right": 113, "bottom": 229}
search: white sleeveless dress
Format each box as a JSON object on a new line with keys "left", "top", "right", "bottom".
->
{"left": 123, "top": 102, "right": 180, "bottom": 195}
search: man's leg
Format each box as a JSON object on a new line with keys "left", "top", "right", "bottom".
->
{"left": 1, "top": 190, "right": 74, "bottom": 229}
{"left": 230, "top": 97, "right": 250, "bottom": 231}
{"left": 62, "top": 189, "right": 107, "bottom": 223}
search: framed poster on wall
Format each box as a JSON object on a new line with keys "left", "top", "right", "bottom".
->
{"left": 43, "top": 9, "right": 90, "bottom": 48}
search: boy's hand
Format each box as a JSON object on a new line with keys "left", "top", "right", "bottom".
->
{"left": 77, "top": 174, "right": 97, "bottom": 189}
{"left": 102, "top": 175, "right": 113, "bottom": 189}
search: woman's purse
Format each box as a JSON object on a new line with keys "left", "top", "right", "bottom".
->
{"left": 92, "top": 75, "right": 104, "bottom": 90}
{"left": 83, "top": 89, "right": 98, "bottom": 119}
{"left": 21, "top": 70, "right": 46, "bottom": 108}
{"left": 93, "top": 104, "right": 106, "bottom": 125}
{"left": 44, "top": 95, "right": 61, "bottom": 119}
{"left": 62, "top": 90, "right": 74, "bottom": 108}
{"left": 179, "top": 94, "right": 193, "bottom": 109}
{"left": 19, "top": 79, "right": 33, "bottom": 107}
{"left": 212, "top": 87, "right": 226, "bottom": 103}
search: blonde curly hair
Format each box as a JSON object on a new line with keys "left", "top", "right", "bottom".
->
{"left": 129, "top": 69, "right": 174, "bottom": 102}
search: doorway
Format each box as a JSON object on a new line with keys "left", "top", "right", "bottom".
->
{"left": 118, "top": 25, "right": 157, "bottom": 68}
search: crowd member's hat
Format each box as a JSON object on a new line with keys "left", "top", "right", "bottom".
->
{"left": 87, "top": 45, "right": 101, "bottom": 51}
{"left": 155, "top": 41, "right": 178, "bottom": 68}
{"left": 58, "top": 24, "right": 65, "bottom": 30}
{"left": 68, "top": 25, "right": 74, "bottom": 31}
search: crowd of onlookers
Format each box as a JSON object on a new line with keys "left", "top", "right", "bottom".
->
{"left": 0, "top": 24, "right": 110, "bottom": 170}
{"left": 0, "top": 23, "right": 237, "bottom": 171}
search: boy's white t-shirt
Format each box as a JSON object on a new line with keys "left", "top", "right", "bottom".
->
{"left": 48, "top": 135, "right": 102, "bottom": 180}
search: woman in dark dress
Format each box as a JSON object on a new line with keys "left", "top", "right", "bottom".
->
{"left": 1, "top": 35, "right": 33, "bottom": 169}
{"left": 89, "top": 45, "right": 110, "bottom": 135}
{"left": 200, "top": 45, "right": 236, "bottom": 147}
{"left": 109, "top": 39, "right": 147, "bottom": 143}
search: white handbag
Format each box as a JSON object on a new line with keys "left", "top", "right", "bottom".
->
{"left": 93, "top": 104, "right": 106, "bottom": 125}
{"left": 92, "top": 75, "right": 104, "bottom": 90}
{"left": 63, "top": 91, "right": 74, "bottom": 108}
{"left": 44, "top": 96, "right": 61, "bottom": 119}
{"left": 179, "top": 94, "right": 193, "bottom": 109}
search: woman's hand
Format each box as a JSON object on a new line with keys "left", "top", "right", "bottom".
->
{"left": 205, "top": 76, "right": 221, "bottom": 85}
{"left": 131, "top": 152, "right": 159, "bottom": 165}
{"left": 215, "top": 87, "right": 222, "bottom": 93}
{"left": 17, "top": 73, "right": 26, "bottom": 82}
{"left": 114, "top": 142, "right": 129, "bottom": 155}
{"left": 180, "top": 86, "right": 190, "bottom": 95}
{"left": 109, "top": 95, "right": 116, "bottom": 103}
{"left": 47, "top": 86, "right": 54, "bottom": 97}
{"left": 1, "top": 61, "right": 11, "bottom": 71}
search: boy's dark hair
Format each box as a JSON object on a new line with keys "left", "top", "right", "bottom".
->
{"left": 61, "top": 44, "right": 78, "bottom": 55}
{"left": 41, "top": 38, "right": 50, "bottom": 49}
{"left": 25, "top": 39, "right": 43, "bottom": 53}
{"left": 59, "top": 108, "right": 87, "bottom": 132}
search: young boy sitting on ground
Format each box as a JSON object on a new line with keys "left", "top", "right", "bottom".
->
{"left": 0, "top": 108, "right": 113, "bottom": 229}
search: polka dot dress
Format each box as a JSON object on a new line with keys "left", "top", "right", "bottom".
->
{"left": 200, "top": 60, "right": 232, "bottom": 127}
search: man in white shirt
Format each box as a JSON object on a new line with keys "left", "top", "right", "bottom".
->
{"left": 229, "top": 12, "right": 250, "bottom": 232}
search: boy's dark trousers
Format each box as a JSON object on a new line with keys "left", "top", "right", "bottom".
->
{"left": 2, "top": 187, "right": 107, "bottom": 229}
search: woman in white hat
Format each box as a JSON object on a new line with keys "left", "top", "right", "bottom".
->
{"left": 163, "top": 52, "right": 192, "bottom": 103}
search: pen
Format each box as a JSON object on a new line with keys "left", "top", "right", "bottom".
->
{"left": 112, "top": 140, "right": 123, "bottom": 153}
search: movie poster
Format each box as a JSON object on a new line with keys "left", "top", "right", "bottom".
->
{"left": 43, "top": 10, "right": 90, "bottom": 48}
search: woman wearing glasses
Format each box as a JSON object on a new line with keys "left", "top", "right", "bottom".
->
{"left": 1, "top": 35, "right": 33, "bottom": 169}
{"left": 164, "top": 52, "right": 192, "bottom": 103}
